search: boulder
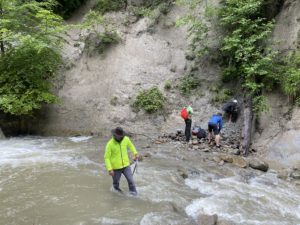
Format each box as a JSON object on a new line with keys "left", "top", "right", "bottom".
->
{"left": 177, "top": 169, "right": 188, "bottom": 179}
{"left": 249, "top": 159, "right": 269, "bottom": 172}
{"left": 232, "top": 156, "right": 247, "bottom": 168}
{"left": 143, "top": 152, "right": 151, "bottom": 158}
{"left": 197, "top": 214, "right": 218, "bottom": 225}
{"left": 291, "top": 171, "right": 300, "bottom": 179}
{"left": 277, "top": 169, "right": 289, "bottom": 180}
{"left": 219, "top": 154, "right": 233, "bottom": 163}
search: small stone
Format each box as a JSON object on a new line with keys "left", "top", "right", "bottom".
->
{"left": 218, "top": 160, "right": 225, "bottom": 166}
{"left": 291, "top": 171, "right": 300, "bottom": 179}
{"left": 197, "top": 214, "right": 218, "bottom": 225}
{"left": 143, "top": 152, "right": 151, "bottom": 158}
{"left": 220, "top": 154, "right": 233, "bottom": 163}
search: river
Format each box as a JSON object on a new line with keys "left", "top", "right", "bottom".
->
{"left": 0, "top": 136, "right": 299, "bottom": 225}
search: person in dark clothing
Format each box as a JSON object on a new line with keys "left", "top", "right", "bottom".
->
{"left": 208, "top": 113, "right": 223, "bottom": 147}
{"left": 185, "top": 118, "right": 192, "bottom": 142}
{"left": 223, "top": 99, "right": 239, "bottom": 122}
{"left": 182, "top": 105, "right": 193, "bottom": 142}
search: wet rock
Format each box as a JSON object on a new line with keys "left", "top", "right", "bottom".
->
{"left": 232, "top": 156, "right": 247, "bottom": 168}
{"left": 249, "top": 159, "right": 269, "bottom": 172}
{"left": 213, "top": 156, "right": 222, "bottom": 163}
{"left": 277, "top": 169, "right": 289, "bottom": 180}
{"left": 291, "top": 171, "right": 300, "bottom": 179}
{"left": 143, "top": 152, "right": 151, "bottom": 158}
{"left": 219, "top": 154, "right": 233, "bottom": 163}
{"left": 169, "top": 133, "right": 177, "bottom": 140}
{"left": 197, "top": 214, "right": 218, "bottom": 225}
{"left": 217, "top": 220, "right": 235, "bottom": 225}
{"left": 218, "top": 160, "right": 225, "bottom": 166}
{"left": 192, "top": 140, "right": 198, "bottom": 145}
{"left": 229, "top": 148, "right": 241, "bottom": 155}
{"left": 202, "top": 148, "right": 210, "bottom": 152}
{"left": 177, "top": 169, "right": 188, "bottom": 179}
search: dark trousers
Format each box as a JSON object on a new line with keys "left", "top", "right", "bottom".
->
{"left": 185, "top": 118, "right": 192, "bottom": 141}
{"left": 112, "top": 166, "right": 137, "bottom": 194}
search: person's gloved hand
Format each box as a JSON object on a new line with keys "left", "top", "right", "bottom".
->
{"left": 134, "top": 154, "right": 140, "bottom": 161}
{"left": 108, "top": 170, "right": 114, "bottom": 176}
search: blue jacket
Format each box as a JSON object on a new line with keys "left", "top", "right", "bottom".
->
{"left": 208, "top": 114, "right": 223, "bottom": 131}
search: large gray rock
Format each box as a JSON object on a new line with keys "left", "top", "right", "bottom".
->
{"left": 291, "top": 170, "right": 300, "bottom": 179}
{"left": 197, "top": 214, "right": 218, "bottom": 225}
{"left": 249, "top": 159, "right": 269, "bottom": 172}
{"left": 232, "top": 156, "right": 247, "bottom": 168}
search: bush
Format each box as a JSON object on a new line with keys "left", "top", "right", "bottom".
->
{"left": 0, "top": 38, "right": 61, "bottom": 115}
{"left": 164, "top": 80, "right": 172, "bottom": 90}
{"left": 178, "top": 75, "right": 201, "bottom": 96}
{"left": 133, "top": 87, "right": 166, "bottom": 113}
{"left": 211, "top": 88, "right": 232, "bottom": 104}
{"left": 94, "top": 0, "right": 125, "bottom": 14}
{"left": 282, "top": 51, "right": 300, "bottom": 102}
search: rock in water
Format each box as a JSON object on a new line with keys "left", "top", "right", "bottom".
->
{"left": 249, "top": 159, "right": 269, "bottom": 172}
{"left": 232, "top": 156, "right": 247, "bottom": 168}
{"left": 197, "top": 214, "right": 218, "bottom": 225}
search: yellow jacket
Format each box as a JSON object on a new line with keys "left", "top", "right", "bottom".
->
{"left": 104, "top": 136, "right": 138, "bottom": 171}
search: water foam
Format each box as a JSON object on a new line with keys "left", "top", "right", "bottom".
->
{"left": 68, "top": 136, "right": 92, "bottom": 142}
{"left": 185, "top": 173, "right": 300, "bottom": 224}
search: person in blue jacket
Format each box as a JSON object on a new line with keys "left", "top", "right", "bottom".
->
{"left": 208, "top": 112, "right": 223, "bottom": 148}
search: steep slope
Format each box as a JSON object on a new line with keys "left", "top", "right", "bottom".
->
{"left": 253, "top": 0, "right": 300, "bottom": 168}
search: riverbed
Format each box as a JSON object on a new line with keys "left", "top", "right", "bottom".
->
{"left": 0, "top": 136, "right": 299, "bottom": 225}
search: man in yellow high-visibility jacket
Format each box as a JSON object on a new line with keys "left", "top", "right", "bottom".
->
{"left": 104, "top": 127, "right": 139, "bottom": 195}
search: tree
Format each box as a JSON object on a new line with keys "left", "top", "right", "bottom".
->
{"left": 0, "top": 0, "right": 64, "bottom": 116}
{"left": 219, "top": 0, "right": 278, "bottom": 155}
{"left": 0, "top": 0, "right": 64, "bottom": 54}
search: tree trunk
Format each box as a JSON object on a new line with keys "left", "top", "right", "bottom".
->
{"left": 242, "top": 95, "right": 253, "bottom": 156}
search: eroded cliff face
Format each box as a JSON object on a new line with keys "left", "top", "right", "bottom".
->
{"left": 28, "top": 0, "right": 300, "bottom": 169}
{"left": 253, "top": 0, "right": 300, "bottom": 168}
{"left": 32, "top": 1, "right": 222, "bottom": 137}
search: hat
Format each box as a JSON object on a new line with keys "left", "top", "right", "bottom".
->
{"left": 112, "top": 127, "right": 125, "bottom": 139}
{"left": 233, "top": 99, "right": 238, "bottom": 103}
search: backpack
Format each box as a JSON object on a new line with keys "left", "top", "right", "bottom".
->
{"left": 192, "top": 126, "right": 200, "bottom": 135}
{"left": 181, "top": 107, "right": 188, "bottom": 120}
{"left": 197, "top": 128, "right": 207, "bottom": 139}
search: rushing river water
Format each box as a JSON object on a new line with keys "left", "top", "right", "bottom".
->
{"left": 0, "top": 136, "right": 299, "bottom": 225}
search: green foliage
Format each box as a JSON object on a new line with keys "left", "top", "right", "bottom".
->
{"left": 0, "top": 0, "right": 65, "bottom": 116}
{"left": 80, "top": 11, "right": 121, "bottom": 55}
{"left": 281, "top": 51, "right": 300, "bottom": 100}
{"left": 0, "top": 0, "right": 64, "bottom": 53}
{"left": 178, "top": 75, "right": 201, "bottom": 96}
{"left": 0, "top": 37, "right": 61, "bottom": 115}
{"left": 253, "top": 95, "right": 268, "bottom": 114}
{"left": 94, "top": 0, "right": 125, "bottom": 14}
{"left": 219, "top": 0, "right": 278, "bottom": 113}
{"left": 128, "top": 5, "right": 153, "bottom": 19}
{"left": 133, "top": 87, "right": 166, "bottom": 113}
{"left": 176, "top": 0, "right": 219, "bottom": 62}
{"left": 211, "top": 88, "right": 232, "bottom": 103}
{"left": 164, "top": 80, "right": 172, "bottom": 90}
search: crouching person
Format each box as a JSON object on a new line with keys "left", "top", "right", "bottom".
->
{"left": 104, "top": 127, "right": 139, "bottom": 195}
{"left": 208, "top": 113, "right": 223, "bottom": 148}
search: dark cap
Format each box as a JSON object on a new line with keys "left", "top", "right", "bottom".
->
{"left": 111, "top": 127, "right": 125, "bottom": 139}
